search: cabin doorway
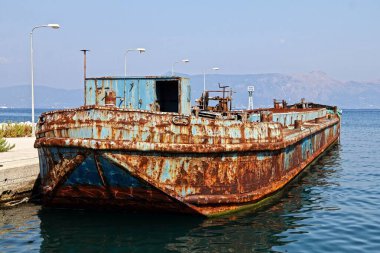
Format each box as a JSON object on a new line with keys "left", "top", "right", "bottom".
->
{"left": 156, "top": 81, "right": 179, "bottom": 113}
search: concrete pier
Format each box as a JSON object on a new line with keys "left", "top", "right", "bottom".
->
{"left": 0, "top": 137, "right": 39, "bottom": 203}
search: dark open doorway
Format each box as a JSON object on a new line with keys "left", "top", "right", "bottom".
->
{"left": 156, "top": 80, "right": 179, "bottom": 113}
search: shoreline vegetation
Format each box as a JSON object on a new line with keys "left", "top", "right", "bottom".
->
{"left": 0, "top": 122, "right": 33, "bottom": 152}
{"left": 0, "top": 137, "right": 15, "bottom": 152}
{"left": 0, "top": 122, "right": 33, "bottom": 138}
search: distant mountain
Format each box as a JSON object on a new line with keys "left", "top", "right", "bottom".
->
{"left": 1, "top": 72, "right": 380, "bottom": 109}
{"left": 189, "top": 71, "right": 380, "bottom": 109}
{"left": 0, "top": 85, "right": 82, "bottom": 108}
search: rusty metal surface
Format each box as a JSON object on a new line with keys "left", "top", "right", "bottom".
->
{"left": 35, "top": 106, "right": 338, "bottom": 153}
{"left": 35, "top": 105, "right": 284, "bottom": 148}
{"left": 34, "top": 76, "right": 341, "bottom": 216}
{"left": 84, "top": 77, "right": 191, "bottom": 115}
{"left": 35, "top": 102, "right": 340, "bottom": 216}
{"left": 195, "top": 84, "right": 233, "bottom": 112}
{"left": 48, "top": 185, "right": 198, "bottom": 214}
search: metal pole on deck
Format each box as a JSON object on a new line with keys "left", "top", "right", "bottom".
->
{"left": 80, "top": 49, "right": 89, "bottom": 81}
{"left": 81, "top": 49, "right": 89, "bottom": 105}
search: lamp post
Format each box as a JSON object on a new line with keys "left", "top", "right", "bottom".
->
{"left": 203, "top": 67, "right": 219, "bottom": 92}
{"left": 30, "top": 24, "right": 60, "bottom": 136}
{"left": 124, "top": 48, "right": 145, "bottom": 76}
{"left": 171, "top": 59, "right": 189, "bottom": 76}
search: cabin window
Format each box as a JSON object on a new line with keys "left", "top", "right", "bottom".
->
{"left": 156, "top": 81, "right": 179, "bottom": 113}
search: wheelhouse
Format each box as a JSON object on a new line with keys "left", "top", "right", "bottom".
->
{"left": 84, "top": 76, "right": 191, "bottom": 115}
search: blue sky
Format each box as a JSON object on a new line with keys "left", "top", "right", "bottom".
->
{"left": 0, "top": 0, "right": 379, "bottom": 88}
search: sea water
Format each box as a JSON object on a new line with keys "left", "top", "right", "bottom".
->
{"left": 0, "top": 108, "right": 49, "bottom": 123}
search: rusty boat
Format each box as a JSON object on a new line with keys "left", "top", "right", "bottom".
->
{"left": 34, "top": 76, "right": 341, "bottom": 216}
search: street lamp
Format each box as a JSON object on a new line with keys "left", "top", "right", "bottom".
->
{"left": 171, "top": 59, "right": 189, "bottom": 76}
{"left": 203, "top": 67, "right": 220, "bottom": 92}
{"left": 124, "top": 48, "right": 146, "bottom": 76}
{"left": 30, "top": 23, "right": 60, "bottom": 136}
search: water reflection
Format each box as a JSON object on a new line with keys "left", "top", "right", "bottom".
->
{"left": 36, "top": 145, "right": 341, "bottom": 253}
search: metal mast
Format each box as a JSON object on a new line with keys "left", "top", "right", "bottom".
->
{"left": 247, "top": 86, "right": 254, "bottom": 110}
{"left": 81, "top": 49, "right": 90, "bottom": 105}
{"left": 80, "top": 49, "right": 90, "bottom": 81}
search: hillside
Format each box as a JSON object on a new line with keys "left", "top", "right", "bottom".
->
{"left": 0, "top": 85, "right": 82, "bottom": 108}
{"left": 189, "top": 72, "right": 380, "bottom": 109}
{"left": 1, "top": 72, "right": 379, "bottom": 109}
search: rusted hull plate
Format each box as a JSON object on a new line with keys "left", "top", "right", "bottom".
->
{"left": 48, "top": 186, "right": 198, "bottom": 215}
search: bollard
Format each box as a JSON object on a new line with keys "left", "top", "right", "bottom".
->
{"left": 260, "top": 111, "right": 273, "bottom": 122}
{"left": 295, "top": 120, "right": 302, "bottom": 129}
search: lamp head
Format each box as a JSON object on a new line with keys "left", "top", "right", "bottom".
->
{"left": 182, "top": 59, "right": 190, "bottom": 63}
{"left": 212, "top": 67, "right": 220, "bottom": 71}
{"left": 47, "top": 24, "right": 60, "bottom": 29}
{"left": 137, "top": 48, "right": 146, "bottom": 53}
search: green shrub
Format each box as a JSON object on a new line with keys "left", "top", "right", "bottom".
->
{"left": 0, "top": 137, "right": 15, "bottom": 152}
{"left": 0, "top": 123, "right": 32, "bottom": 138}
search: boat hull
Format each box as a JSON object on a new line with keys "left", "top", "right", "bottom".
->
{"left": 35, "top": 106, "right": 340, "bottom": 216}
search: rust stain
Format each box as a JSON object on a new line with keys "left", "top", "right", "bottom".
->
{"left": 42, "top": 153, "right": 86, "bottom": 196}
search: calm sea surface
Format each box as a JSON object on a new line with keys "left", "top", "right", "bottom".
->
{"left": 0, "top": 108, "right": 51, "bottom": 123}
{"left": 1, "top": 109, "right": 380, "bottom": 252}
